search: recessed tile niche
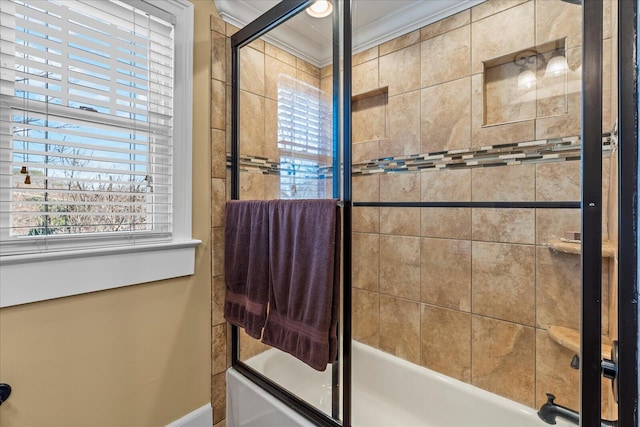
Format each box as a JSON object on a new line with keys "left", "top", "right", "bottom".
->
{"left": 483, "top": 39, "right": 573, "bottom": 127}
{"left": 352, "top": 88, "right": 389, "bottom": 145}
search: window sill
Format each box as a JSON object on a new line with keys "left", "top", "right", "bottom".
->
{"left": 0, "top": 239, "right": 201, "bottom": 307}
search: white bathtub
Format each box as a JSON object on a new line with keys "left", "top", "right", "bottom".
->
{"left": 227, "top": 341, "right": 574, "bottom": 427}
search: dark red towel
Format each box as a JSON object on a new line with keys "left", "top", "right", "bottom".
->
{"left": 262, "top": 199, "right": 341, "bottom": 371}
{"left": 224, "top": 200, "right": 270, "bottom": 339}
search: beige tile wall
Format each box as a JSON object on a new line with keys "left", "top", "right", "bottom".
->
{"left": 351, "top": 0, "right": 616, "bottom": 415}
{"left": 211, "top": 16, "right": 228, "bottom": 427}
{"left": 352, "top": 166, "right": 611, "bottom": 409}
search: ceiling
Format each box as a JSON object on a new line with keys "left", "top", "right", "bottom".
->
{"left": 215, "top": 0, "right": 486, "bottom": 67}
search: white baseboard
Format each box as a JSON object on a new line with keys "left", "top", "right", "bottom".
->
{"left": 166, "top": 403, "right": 213, "bottom": 427}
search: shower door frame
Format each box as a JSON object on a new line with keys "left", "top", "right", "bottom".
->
{"left": 226, "top": 0, "right": 640, "bottom": 426}
{"left": 616, "top": 0, "right": 639, "bottom": 425}
{"left": 581, "top": 1, "right": 605, "bottom": 424}
{"left": 229, "top": 0, "right": 353, "bottom": 426}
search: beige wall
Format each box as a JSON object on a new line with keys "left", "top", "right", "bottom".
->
{"left": 0, "top": 1, "right": 214, "bottom": 425}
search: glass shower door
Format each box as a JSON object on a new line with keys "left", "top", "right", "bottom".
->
{"left": 224, "top": 0, "right": 635, "bottom": 425}
{"left": 229, "top": 1, "right": 347, "bottom": 425}
{"left": 348, "top": 0, "right": 614, "bottom": 425}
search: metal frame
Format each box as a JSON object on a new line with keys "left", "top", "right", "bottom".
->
{"left": 580, "top": 1, "right": 604, "bottom": 425}
{"left": 330, "top": 2, "right": 342, "bottom": 420}
{"left": 616, "top": 0, "right": 639, "bottom": 425}
{"left": 229, "top": 1, "right": 351, "bottom": 426}
{"left": 353, "top": 201, "right": 580, "bottom": 209}
{"left": 341, "top": 1, "right": 353, "bottom": 425}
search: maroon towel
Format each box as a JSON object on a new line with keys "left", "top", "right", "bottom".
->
{"left": 224, "top": 200, "right": 270, "bottom": 339}
{"left": 262, "top": 199, "right": 341, "bottom": 371}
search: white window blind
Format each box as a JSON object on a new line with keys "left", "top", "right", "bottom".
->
{"left": 277, "top": 74, "right": 330, "bottom": 199}
{"left": 0, "top": 0, "right": 175, "bottom": 256}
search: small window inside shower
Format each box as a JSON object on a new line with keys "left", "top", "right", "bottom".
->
{"left": 279, "top": 157, "right": 324, "bottom": 199}
{"left": 277, "top": 74, "right": 331, "bottom": 199}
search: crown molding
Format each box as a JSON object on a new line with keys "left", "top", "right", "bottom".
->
{"left": 215, "top": 0, "right": 485, "bottom": 68}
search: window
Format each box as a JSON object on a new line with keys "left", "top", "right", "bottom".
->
{"left": 277, "top": 74, "right": 331, "bottom": 199}
{"left": 0, "top": 0, "right": 196, "bottom": 307}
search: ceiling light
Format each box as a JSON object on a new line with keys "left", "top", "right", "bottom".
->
{"left": 306, "top": 0, "right": 332, "bottom": 18}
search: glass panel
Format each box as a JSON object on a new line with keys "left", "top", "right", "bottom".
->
{"left": 236, "top": 3, "right": 341, "bottom": 422}
{"left": 349, "top": 0, "right": 609, "bottom": 425}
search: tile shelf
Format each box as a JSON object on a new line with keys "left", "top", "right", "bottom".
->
{"left": 547, "top": 324, "right": 612, "bottom": 360}
{"left": 546, "top": 239, "right": 616, "bottom": 258}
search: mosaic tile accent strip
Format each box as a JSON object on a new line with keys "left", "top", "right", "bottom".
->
{"left": 352, "top": 134, "right": 611, "bottom": 175}
{"left": 227, "top": 155, "right": 281, "bottom": 174}
{"left": 228, "top": 134, "right": 612, "bottom": 177}
{"left": 227, "top": 154, "right": 335, "bottom": 179}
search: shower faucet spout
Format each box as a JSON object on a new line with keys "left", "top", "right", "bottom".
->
{"left": 538, "top": 393, "right": 579, "bottom": 425}
{"left": 537, "top": 393, "right": 617, "bottom": 427}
